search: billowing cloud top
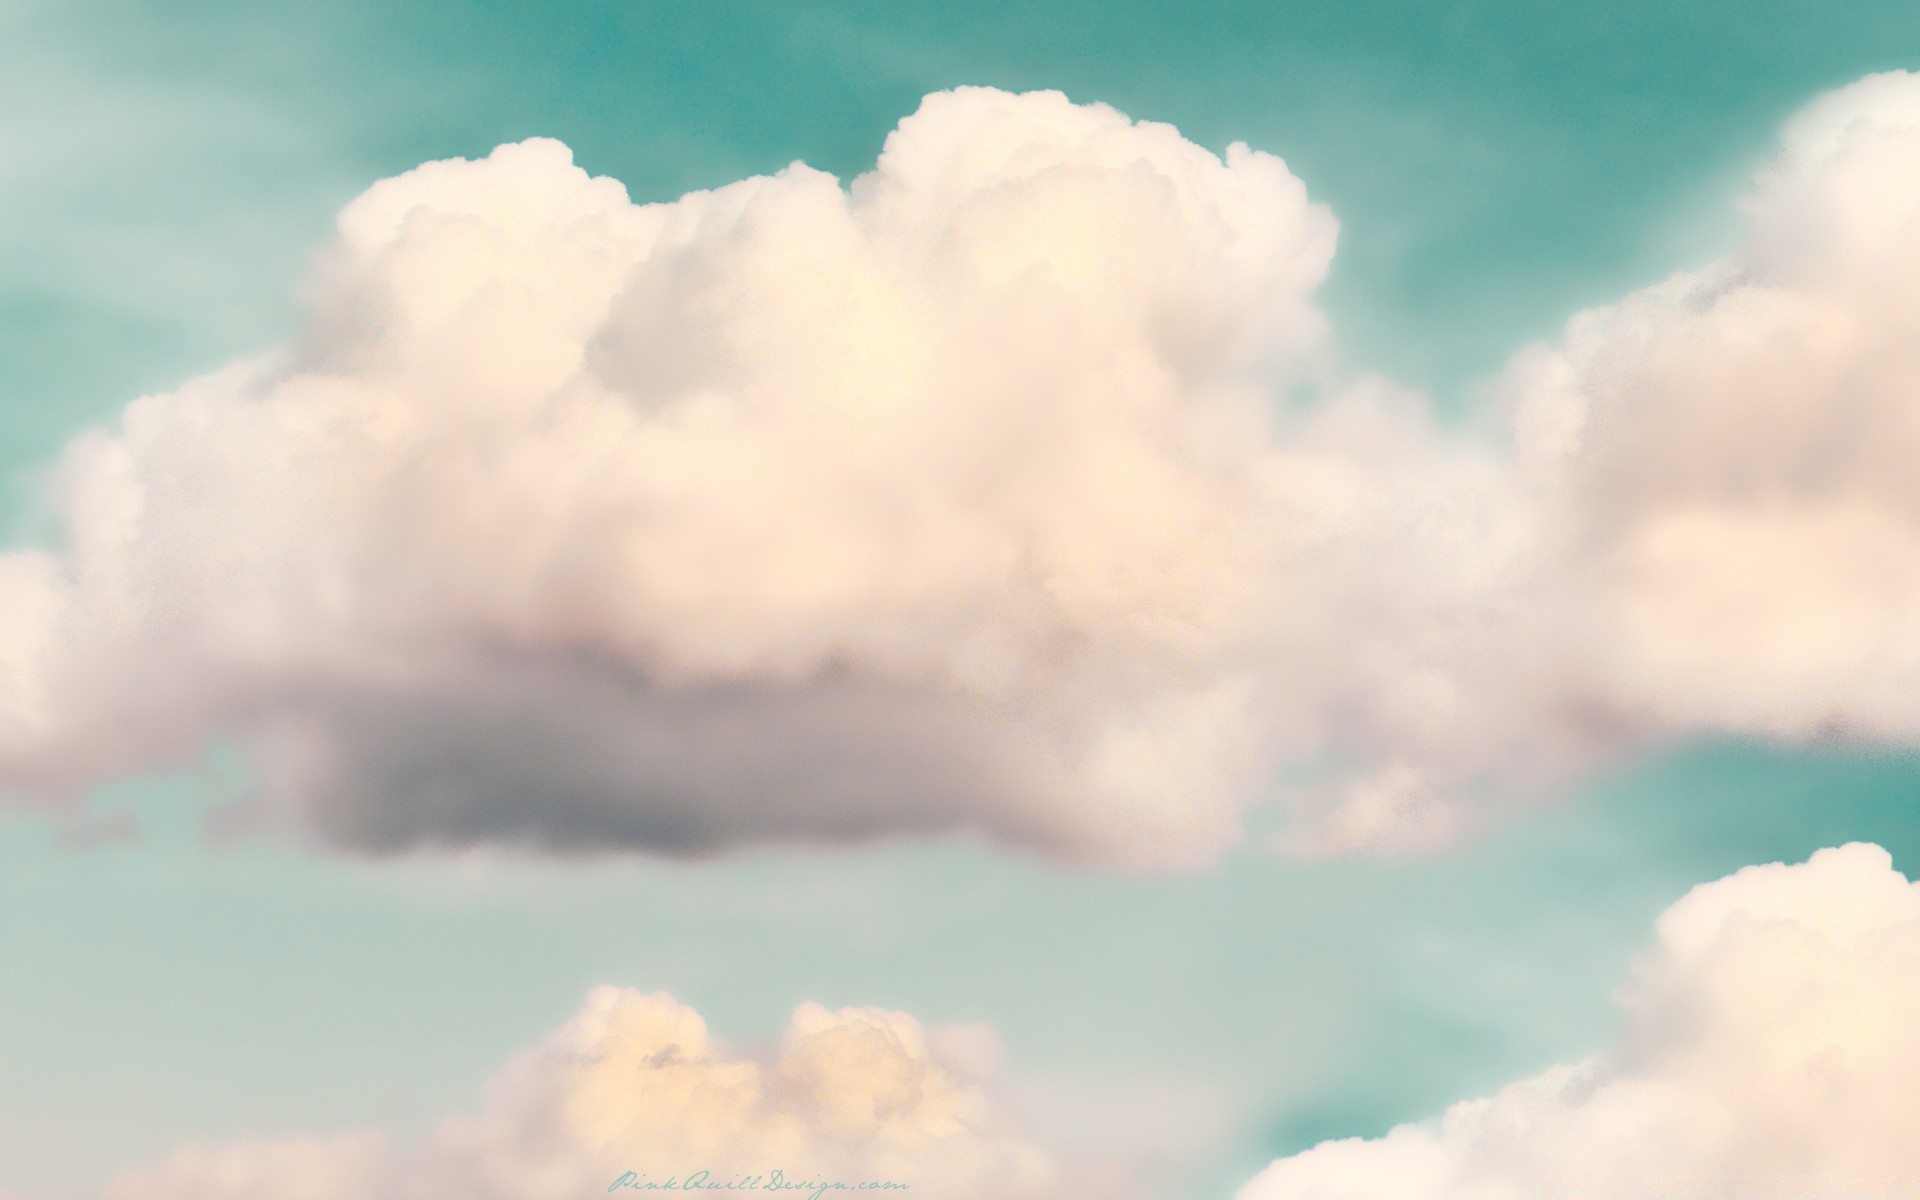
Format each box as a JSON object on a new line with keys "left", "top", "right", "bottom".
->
{"left": 10, "top": 74, "right": 1920, "bottom": 864}
{"left": 1239, "top": 842, "right": 1920, "bottom": 1199}
{"left": 97, "top": 990, "right": 1108, "bottom": 1200}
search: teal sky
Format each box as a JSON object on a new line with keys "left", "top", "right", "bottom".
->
{"left": 6, "top": 2, "right": 1920, "bottom": 1197}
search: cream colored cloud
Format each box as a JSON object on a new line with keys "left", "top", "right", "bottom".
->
{"left": 99, "top": 990, "right": 1106, "bottom": 1200}
{"left": 15, "top": 73, "right": 1920, "bottom": 863}
{"left": 1508, "top": 70, "right": 1920, "bottom": 745}
{"left": 0, "top": 84, "right": 1531, "bottom": 865}
{"left": 1295, "top": 67, "right": 1920, "bottom": 844}
{"left": 1240, "top": 842, "right": 1920, "bottom": 1199}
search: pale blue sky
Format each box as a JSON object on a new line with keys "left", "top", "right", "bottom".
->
{"left": 5, "top": 2, "right": 1920, "bottom": 1197}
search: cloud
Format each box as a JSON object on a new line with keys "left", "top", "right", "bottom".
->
{"left": 96, "top": 989, "right": 1113, "bottom": 1200}
{"left": 0, "top": 84, "right": 1529, "bottom": 865}
{"left": 97, "top": 1136, "right": 389, "bottom": 1200}
{"left": 1298, "top": 67, "right": 1920, "bottom": 845}
{"left": 13, "top": 74, "right": 1920, "bottom": 863}
{"left": 1507, "top": 70, "right": 1920, "bottom": 745}
{"left": 1239, "top": 842, "right": 1920, "bottom": 1199}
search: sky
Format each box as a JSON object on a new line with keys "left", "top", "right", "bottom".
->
{"left": 7, "top": 3, "right": 1920, "bottom": 1199}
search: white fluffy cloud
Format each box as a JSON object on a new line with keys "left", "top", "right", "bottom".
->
{"left": 0, "top": 84, "right": 1533, "bottom": 864}
{"left": 1240, "top": 842, "right": 1920, "bottom": 1200}
{"left": 98, "top": 989, "right": 1108, "bottom": 1200}
{"left": 1509, "top": 70, "right": 1920, "bottom": 745}
{"left": 1305, "top": 67, "right": 1920, "bottom": 842}
{"left": 12, "top": 73, "right": 1920, "bottom": 863}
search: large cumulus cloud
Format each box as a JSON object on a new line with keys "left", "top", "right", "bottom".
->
{"left": 14, "top": 72, "right": 1920, "bottom": 863}
{"left": 0, "top": 84, "right": 1534, "bottom": 864}
{"left": 1239, "top": 842, "right": 1920, "bottom": 1199}
{"left": 96, "top": 990, "right": 1107, "bottom": 1200}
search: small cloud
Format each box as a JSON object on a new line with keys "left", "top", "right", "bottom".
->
{"left": 98, "top": 990, "right": 1124, "bottom": 1200}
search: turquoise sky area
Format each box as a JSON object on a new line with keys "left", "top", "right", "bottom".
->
{"left": 6, "top": 3, "right": 1920, "bottom": 1198}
